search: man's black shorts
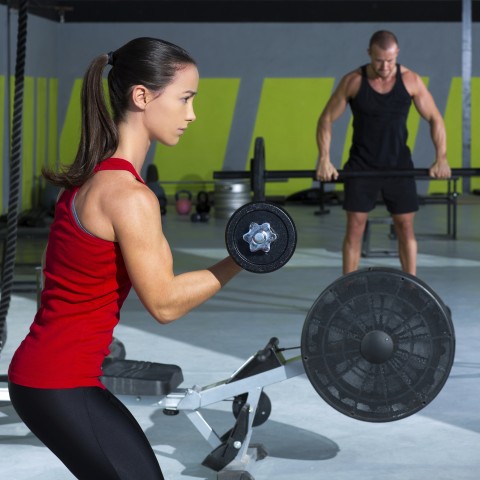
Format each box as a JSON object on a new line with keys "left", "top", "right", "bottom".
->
{"left": 343, "top": 176, "right": 419, "bottom": 214}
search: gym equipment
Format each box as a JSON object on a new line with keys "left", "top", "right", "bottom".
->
{"left": 196, "top": 191, "right": 211, "bottom": 214}
{"left": 301, "top": 268, "right": 454, "bottom": 422}
{"left": 361, "top": 217, "right": 398, "bottom": 258}
{"left": 190, "top": 211, "right": 210, "bottom": 223}
{"left": 251, "top": 137, "right": 266, "bottom": 202}
{"left": 225, "top": 202, "right": 297, "bottom": 273}
{"left": 214, "top": 136, "right": 480, "bottom": 202}
{"left": 190, "top": 191, "right": 211, "bottom": 222}
{"left": 97, "top": 267, "right": 454, "bottom": 479}
{"left": 175, "top": 190, "right": 193, "bottom": 215}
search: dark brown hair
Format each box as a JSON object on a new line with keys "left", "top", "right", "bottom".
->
{"left": 43, "top": 37, "right": 196, "bottom": 188}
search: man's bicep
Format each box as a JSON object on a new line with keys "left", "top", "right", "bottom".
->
{"left": 323, "top": 74, "right": 357, "bottom": 121}
{"left": 320, "top": 89, "right": 349, "bottom": 124}
{"left": 409, "top": 74, "right": 440, "bottom": 121}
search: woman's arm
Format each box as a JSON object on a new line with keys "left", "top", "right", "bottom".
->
{"left": 113, "top": 184, "right": 242, "bottom": 324}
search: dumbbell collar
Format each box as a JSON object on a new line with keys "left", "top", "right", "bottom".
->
{"left": 242, "top": 222, "right": 278, "bottom": 253}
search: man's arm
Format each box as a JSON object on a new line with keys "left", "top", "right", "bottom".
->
{"left": 408, "top": 72, "right": 451, "bottom": 178}
{"left": 316, "top": 72, "right": 358, "bottom": 181}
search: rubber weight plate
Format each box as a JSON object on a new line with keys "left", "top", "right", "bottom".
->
{"left": 301, "top": 267, "right": 455, "bottom": 422}
{"left": 225, "top": 202, "right": 297, "bottom": 273}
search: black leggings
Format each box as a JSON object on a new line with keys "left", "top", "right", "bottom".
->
{"left": 8, "top": 382, "right": 165, "bottom": 480}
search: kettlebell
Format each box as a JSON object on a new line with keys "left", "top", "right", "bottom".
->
{"left": 196, "top": 191, "right": 211, "bottom": 215}
{"left": 190, "top": 191, "right": 210, "bottom": 223}
{"left": 175, "top": 190, "right": 192, "bottom": 215}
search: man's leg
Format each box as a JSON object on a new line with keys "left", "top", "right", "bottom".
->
{"left": 343, "top": 211, "right": 369, "bottom": 275}
{"left": 391, "top": 212, "right": 417, "bottom": 275}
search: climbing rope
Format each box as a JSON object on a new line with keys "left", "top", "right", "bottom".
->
{"left": 0, "top": 0, "right": 29, "bottom": 353}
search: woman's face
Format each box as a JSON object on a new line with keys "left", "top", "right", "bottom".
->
{"left": 143, "top": 63, "right": 199, "bottom": 146}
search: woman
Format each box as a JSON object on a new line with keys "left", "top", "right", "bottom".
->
{"left": 8, "top": 37, "right": 242, "bottom": 479}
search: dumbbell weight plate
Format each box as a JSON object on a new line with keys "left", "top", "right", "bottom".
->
{"left": 225, "top": 202, "right": 297, "bottom": 273}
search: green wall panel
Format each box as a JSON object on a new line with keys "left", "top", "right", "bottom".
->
{"left": 48, "top": 78, "right": 58, "bottom": 170}
{"left": 154, "top": 78, "right": 240, "bottom": 196}
{"left": 22, "top": 77, "right": 35, "bottom": 210}
{"left": 59, "top": 78, "right": 109, "bottom": 173}
{"left": 59, "top": 79, "right": 82, "bottom": 169}
{"left": 250, "top": 78, "right": 335, "bottom": 197}
{"left": 35, "top": 77, "right": 48, "bottom": 194}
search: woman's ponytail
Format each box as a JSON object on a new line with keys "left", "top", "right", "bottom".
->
{"left": 43, "top": 54, "right": 118, "bottom": 188}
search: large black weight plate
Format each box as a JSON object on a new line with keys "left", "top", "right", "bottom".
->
{"left": 226, "top": 202, "right": 297, "bottom": 273}
{"left": 301, "top": 267, "right": 455, "bottom": 422}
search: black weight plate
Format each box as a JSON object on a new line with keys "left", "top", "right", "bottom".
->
{"left": 301, "top": 267, "right": 455, "bottom": 422}
{"left": 225, "top": 202, "right": 297, "bottom": 273}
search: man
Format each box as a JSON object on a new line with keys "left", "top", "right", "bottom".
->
{"left": 316, "top": 30, "right": 451, "bottom": 276}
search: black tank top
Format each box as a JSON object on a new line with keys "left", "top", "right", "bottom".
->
{"left": 347, "top": 64, "right": 413, "bottom": 170}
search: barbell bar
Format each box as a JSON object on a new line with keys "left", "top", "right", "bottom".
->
{"left": 214, "top": 137, "right": 480, "bottom": 201}
{"left": 214, "top": 168, "right": 479, "bottom": 180}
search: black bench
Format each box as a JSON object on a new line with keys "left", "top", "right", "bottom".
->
{"left": 100, "top": 358, "right": 183, "bottom": 396}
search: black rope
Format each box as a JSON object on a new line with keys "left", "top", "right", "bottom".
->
{"left": 0, "top": 0, "right": 29, "bottom": 353}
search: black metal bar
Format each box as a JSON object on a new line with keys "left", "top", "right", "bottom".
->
{"left": 214, "top": 168, "right": 480, "bottom": 181}
{"left": 453, "top": 179, "right": 458, "bottom": 239}
{"left": 314, "top": 181, "right": 330, "bottom": 216}
{"left": 265, "top": 169, "right": 479, "bottom": 180}
{"left": 447, "top": 180, "right": 452, "bottom": 237}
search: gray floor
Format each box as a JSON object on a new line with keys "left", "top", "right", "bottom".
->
{"left": 1, "top": 195, "right": 479, "bottom": 480}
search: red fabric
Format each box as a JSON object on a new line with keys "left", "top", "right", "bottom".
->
{"left": 9, "top": 158, "right": 144, "bottom": 389}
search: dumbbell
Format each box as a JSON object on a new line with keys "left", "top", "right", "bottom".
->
{"left": 225, "top": 202, "right": 297, "bottom": 273}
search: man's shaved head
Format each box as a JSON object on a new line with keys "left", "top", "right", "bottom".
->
{"left": 369, "top": 30, "right": 399, "bottom": 50}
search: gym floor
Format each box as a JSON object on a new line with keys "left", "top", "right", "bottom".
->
{"left": 0, "top": 194, "right": 479, "bottom": 480}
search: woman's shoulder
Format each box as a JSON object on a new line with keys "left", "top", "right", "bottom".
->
{"left": 81, "top": 170, "right": 158, "bottom": 218}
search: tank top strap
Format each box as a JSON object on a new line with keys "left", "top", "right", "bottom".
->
{"left": 94, "top": 158, "right": 145, "bottom": 184}
{"left": 395, "top": 63, "right": 402, "bottom": 81}
{"left": 360, "top": 65, "right": 368, "bottom": 78}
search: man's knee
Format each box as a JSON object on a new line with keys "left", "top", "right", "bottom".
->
{"left": 392, "top": 214, "right": 415, "bottom": 239}
{"left": 346, "top": 212, "right": 369, "bottom": 238}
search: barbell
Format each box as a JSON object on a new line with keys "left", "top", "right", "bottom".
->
{"left": 214, "top": 137, "right": 480, "bottom": 201}
{"left": 154, "top": 267, "right": 454, "bottom": 475}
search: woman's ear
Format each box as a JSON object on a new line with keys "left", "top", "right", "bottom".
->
{"left": 131, "top": 85, "right": 149, "bottom": 110}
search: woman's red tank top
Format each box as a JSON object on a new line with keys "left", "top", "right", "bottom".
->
{"left": 8, "top": 158, "right": 144, "bottom": 389}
